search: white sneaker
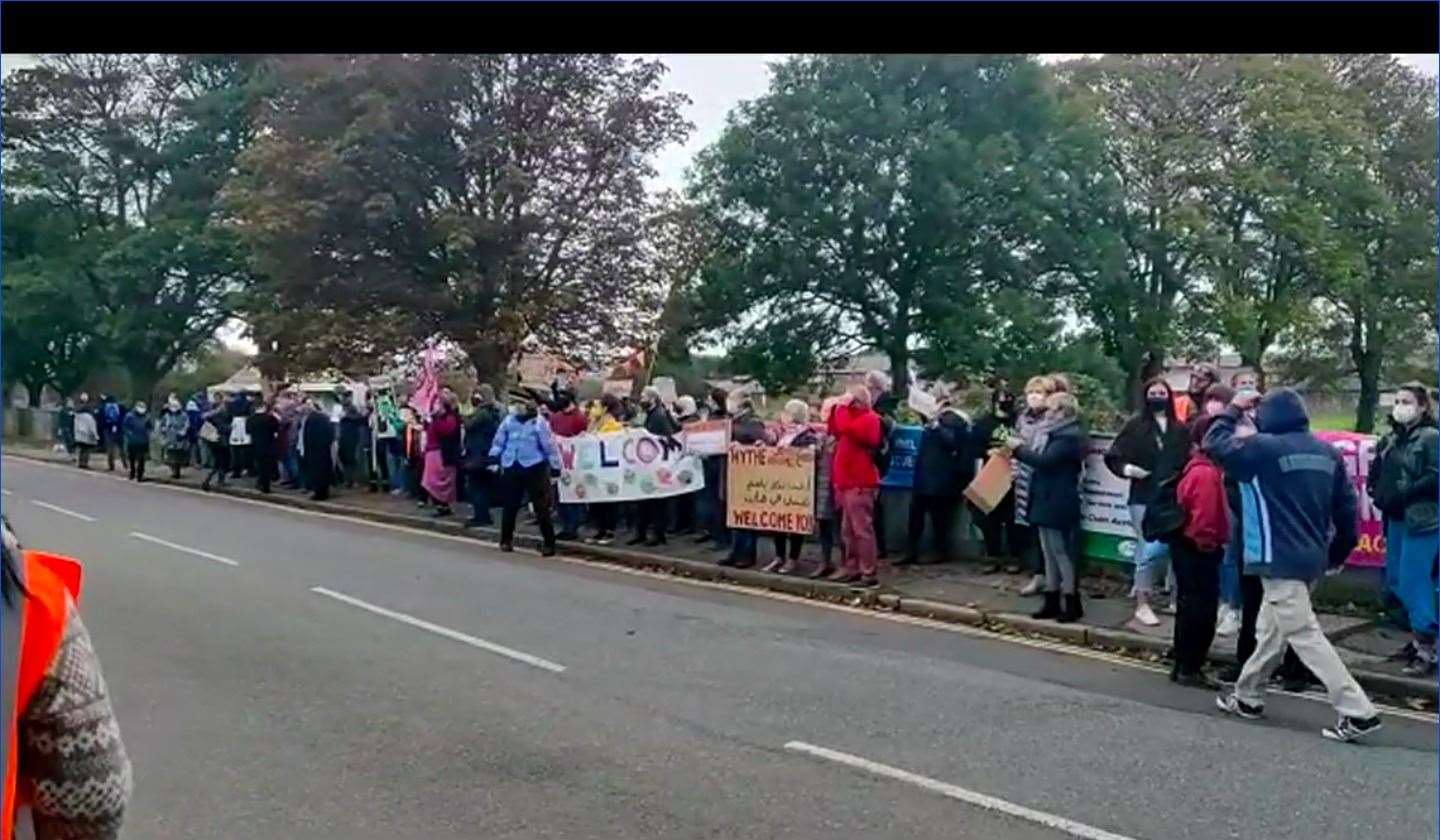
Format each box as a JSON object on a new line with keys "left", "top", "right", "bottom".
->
{"left": 1216, "top": 607, "right": 1241, "bottom": 637}
{"left": 1160, "top": 600, "right": 1178, "bottom": 615}
{"left": 1018, "top": 574, "right": 1045, "bottom": 596}
{"left": 1133, "top": 603, "right": 1161, "bottom": 626}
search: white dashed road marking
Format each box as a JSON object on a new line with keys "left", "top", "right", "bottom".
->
{"left": 130, "top": 532, "right": 240, "bottom": 567}
{"left": 785, "top": 741, "right": 1141, "bottom": 840}
{"left": 309, "top": 586, "right": 567, "bottom": 674}
{"left": 29, "top": 499, "right": 96, "bottom": 522}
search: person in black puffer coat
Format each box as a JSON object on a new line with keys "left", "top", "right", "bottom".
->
{"left": 900, "top": 388, "right": 975, "bottom": 566}
{"left": 462, "top": 385, "right": 503, "bottom": 528}
{"left": 628, "top": 386, "right": 682, "bottom": 547}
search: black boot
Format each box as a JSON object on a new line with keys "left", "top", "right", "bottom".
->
{"left": 1058, "top": 593, "right": 1084, "bottom": 624}
{"left": 1032, "top": 591, "right": 1061, "bottom": 620}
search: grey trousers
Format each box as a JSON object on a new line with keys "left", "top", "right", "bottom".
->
{"left": 1235, "top": 578, "right": 1376, "bottom": 719}
{"left": 1038, "top": 526, "right": 1077, "bottom": 594}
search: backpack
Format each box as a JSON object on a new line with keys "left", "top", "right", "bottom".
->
{"left": 873, "top": 416, "right": 896, "bottom": 476}
{"left": 102, "top": 402, "right": 121, "bottom": 426}
{"left": 1141, "top": 470, "right": 1186, "bottom": 543}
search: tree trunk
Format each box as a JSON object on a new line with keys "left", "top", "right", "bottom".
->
{"left": 1354, "top": 347, "right": 1382, "bottom": 434}
{"left": 466, "top": 340, "right": 514, "bottom": 392}
{"left": 1125, "top": 349, "right": 1166, "bottom": 412}
{"left": 887, "top": 344, "right": 910, "bottom": 400}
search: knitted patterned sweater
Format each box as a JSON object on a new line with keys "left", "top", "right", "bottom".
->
{"left": 19, "top": 596, "right": 132, "bottom": 839}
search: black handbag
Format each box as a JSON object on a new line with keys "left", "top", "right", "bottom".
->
{"left": 1141, "top": 471, "right": 1187, "bottom": 542}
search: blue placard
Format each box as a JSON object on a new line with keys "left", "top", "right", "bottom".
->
{"left": 880, "top": 424, "right": 923, "bottom": 489}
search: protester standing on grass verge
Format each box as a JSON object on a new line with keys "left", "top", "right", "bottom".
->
{"left": 1008, "top": 391, "right": 1088, "bottom": 623}
{"left": 545, "top": 388, "right": 588, "bottom": 539}
{"left": 826, "top": 385, "right": 883, "bottom": 587}
{"left": 120, "top": 402, "right": 153, "bottom": 483}
{"left": 1105, "top": 377, "right": 1190, "bottom": 627}
{"left": 1169, "top": 414, "right": 1228, "bottom": 688}
{"left": 489, "top": 390, "right": 560, "bottom": 556}
{"left": 461, "top": 385, "right": 503, "bottom": 528}
{"left": 1367, "top": 383, "right": 1439, "bottom": 677}
{"left": 899, "top": 386, "right": 973, "bottom": 567}
{"left": 1207, "top": 388, "right": 1383, "bottom": 743}
{"left": 1012, "top": 376, "right": 1057, "bottom": 595}
{"left": 158, "top": 396, "right": 191, "bottom": 479}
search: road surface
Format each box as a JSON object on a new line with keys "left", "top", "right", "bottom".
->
{"left": 3, "top": 455, "right": 1435, "bottom": 839}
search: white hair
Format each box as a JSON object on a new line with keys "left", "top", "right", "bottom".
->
{"left": 675, "top": 395, "right": 697, "bottom": 416}
{"left": 641, "top": 386, "right": 662, "bottom": 402}
{"left": 783, "top": 399, "right": 810, "bottom": 424}
{"left": 864, "top": 370, "right": 891, "bottom": 392}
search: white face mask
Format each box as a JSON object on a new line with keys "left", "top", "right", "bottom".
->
{"left": 1393, "top": 403, "right": 1419, "bottom": 425}
{"left": 1025, "top": 393, "right": 1047, "bottom": 411}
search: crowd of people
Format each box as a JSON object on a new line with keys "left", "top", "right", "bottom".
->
{"left": 47, "top": 363, "right": 1432, "bottom": 743}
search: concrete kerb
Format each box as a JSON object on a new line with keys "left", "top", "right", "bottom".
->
{"left": 8, "top": 451, "right": 1435, "bottom": 703}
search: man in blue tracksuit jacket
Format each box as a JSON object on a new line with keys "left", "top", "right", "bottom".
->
{"left": 1203, "top": 388, "right": 1382, "bottom": 743}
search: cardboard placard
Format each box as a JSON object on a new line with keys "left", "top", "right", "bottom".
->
{"left": 726, "top": 444, "right": 816, "bottom": 535}
{"left": 963, "top": 454, "right": 1013, "bottom": 515}
{"left": 682, "top": 419, "right": 731, "bottom": 456}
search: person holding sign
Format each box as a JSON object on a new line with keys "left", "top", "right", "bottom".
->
{"left": 1005, "top": 391, "right": 1089, "bottom": 623}
{"left": 763, "top": 401, "right": 820, "bottom": 574}
{"left": 720, "top": 395, "right": 775, "bottom": 569}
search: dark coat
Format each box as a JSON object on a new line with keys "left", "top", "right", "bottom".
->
{"left": 301, "top": 411, "right": 335, "bottom": 475}
{"left": 1104, "top": 411, "right": 1189, "bottom": 506}
{"left": 731, "top": 412, "right": 770, "bottom": 446}
{"left": 913, "top": 409, "right": 975, "bottom": 498}
{"left": 1013, "top": 418, "right": 1088, "bottom": 529}
{"left": 462, "top": 405, "right": 503, "bottom": 471}
{"left": 643, "top": 403, "right": 680, "bottom": 437}
{"left": 1372, "top": 418, "right": 1440, "bottom": 532}
{"left": 247, "top": 412, "right": 280, "bottom": 457}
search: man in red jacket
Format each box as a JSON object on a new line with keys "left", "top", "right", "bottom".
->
{"left": 827, "top": 385, "right": 883, "bottom": 586}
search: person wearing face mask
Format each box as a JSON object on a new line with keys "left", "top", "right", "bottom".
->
{"left": 629, "top": 387, "right": 682, "bottom": 548}
{"left": 1173, "top": 362, "right": 1221, "bottom": 425}
{"left": 1012, "top": 376, "right": 1057, "bottom": 596}
{"left": 121, "top": 401, "right": 153, "bottom": 482}
{"left": 1005, "top": 391, "right": 1089, "bottom": 622}
{"left": 421, "top": 388, "right": 463, "bottom": 517}
{"left": 969, "top": 383, "right": 1025, "bottom": 562}
{"left": 158, "top": 395, "right": 191, "bottom": 479}
{"left": 1368, "top": 383, "right": 1439, "bottom": 676}
{"left": 489, "top": 390, "right": 560, "bottom": 555}
{"left": 461, "top": 385, "right": 503, "bottom": 528}
{"left": 1105, "top": 378, "right": 1190, "bottom": 626}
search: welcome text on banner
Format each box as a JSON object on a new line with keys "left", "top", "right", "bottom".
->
{"left": 555, "top": 429, "right": 705, "bottom": 503}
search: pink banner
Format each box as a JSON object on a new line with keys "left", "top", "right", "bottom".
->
{"left": 1315, "top": 431, "right": 1384, "bottom": 568}
{"left": 407, "top": 349, "right": 442, "bottom": 416}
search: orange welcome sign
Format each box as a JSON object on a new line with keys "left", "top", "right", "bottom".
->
{"left": 726, "top": 444, "right": 816, "bottom": 536}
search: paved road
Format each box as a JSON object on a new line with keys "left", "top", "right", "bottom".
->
{"left": 2, "top": 455, "right": 1435, "bottom": 840}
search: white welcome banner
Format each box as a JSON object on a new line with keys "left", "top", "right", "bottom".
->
{"left": 555, "top": 429, "right": 705, "bottom": 503}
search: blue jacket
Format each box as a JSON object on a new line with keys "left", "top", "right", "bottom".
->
{"left": 121, "top": 412, "right": 152, "bottom": 447}
{"left": 1203, "top": 389, "right": 1357, "bottom": 583}
{"left": 489, "top": 413, "right": 559, "bottom": 470}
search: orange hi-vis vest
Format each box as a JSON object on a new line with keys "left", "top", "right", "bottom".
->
{"left": 2, "top": 551, "right": 83, "bottom": 840}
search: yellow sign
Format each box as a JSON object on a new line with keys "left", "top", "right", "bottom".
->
{"left": 726, "top": 444, "right": 816, "bottom": 535}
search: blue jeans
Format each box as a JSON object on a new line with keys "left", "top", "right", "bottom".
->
{"left": 1394, "top": 521, "right": 1439, "bottom": 642}
{"left": 1128, "top": 503, "right": 1172, "bottom": 597}
{"left": 730, "top": 530, "right": 758, "bottom": 563}
{"left": 700, "top": 456, "right": 730, "bottom": 542}
{"left": 1219, "top": 517, "right": 1242, "bottom": 609}
{"left": 1385, "top": 519, "right": 1407, "bottom": 611}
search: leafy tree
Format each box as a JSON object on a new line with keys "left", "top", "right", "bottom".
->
{"left": 0, "top": 196, "right": 105, "bottom": 403}
{"left": 1054, "top": 54, "right": 1243, "bottom": 406}
{"left": 691, "top": 54, "right": 1096, "bottom": 399}
{"left": 1, "top": 54, "right": 258, "bottom": 401}
{"left": 225, "top": 54, "right": 691, "bottom": 383}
